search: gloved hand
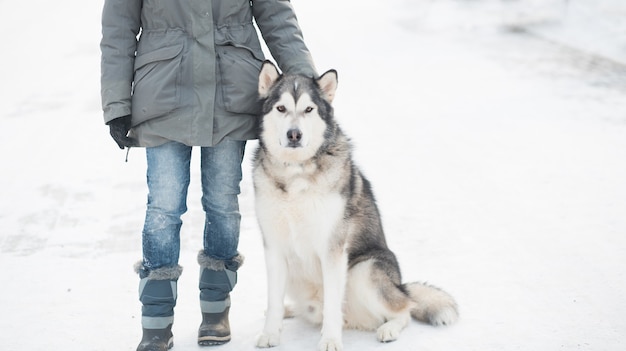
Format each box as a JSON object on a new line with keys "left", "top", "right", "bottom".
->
{"left": 107, "top": 115, "right": 138, "bottom": 149}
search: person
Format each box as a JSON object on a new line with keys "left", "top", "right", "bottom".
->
{"left": 100, "top": 1, "right": 317, "bottom": 350}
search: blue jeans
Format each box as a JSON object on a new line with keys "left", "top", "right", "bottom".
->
{"left": 141, "top": 140, "right": 246, "bottom": 272}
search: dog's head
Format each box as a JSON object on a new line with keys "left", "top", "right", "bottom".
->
{"left": 258, "top": 61, "right": 338, "bottom": 163}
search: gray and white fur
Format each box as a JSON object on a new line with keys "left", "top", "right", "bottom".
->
{"left": 253, "top": 61, "right": 458, "bottom": 351}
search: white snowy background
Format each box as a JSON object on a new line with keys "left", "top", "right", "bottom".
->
{"left": 1, "top": 0, "right": 625, "bottom": 350}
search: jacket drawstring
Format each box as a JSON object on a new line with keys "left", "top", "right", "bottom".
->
{"left": 126, "top": 147, "right": 131, "bottom": 162}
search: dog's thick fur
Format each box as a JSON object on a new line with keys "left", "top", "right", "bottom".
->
{"left": 253, "top": 61, "right": 458, "bottom": 351}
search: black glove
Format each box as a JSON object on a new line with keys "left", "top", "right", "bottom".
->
{"left": 107, "top": 115, "right": 137, "bottom": 149}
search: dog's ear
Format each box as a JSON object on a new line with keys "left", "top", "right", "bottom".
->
{"left": 259, "top": 61, "right": 280, "bottom": 98}
{"left": 317, "top": 69, "right": 338, "bottom": 104}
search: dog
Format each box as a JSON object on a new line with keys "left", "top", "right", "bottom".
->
{"left": 252, "top": 61, "right": 458, "bottom": 351}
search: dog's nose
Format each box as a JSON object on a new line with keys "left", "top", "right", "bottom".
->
{"left": 287, "top": 129, "right": 302, "bottom": 143}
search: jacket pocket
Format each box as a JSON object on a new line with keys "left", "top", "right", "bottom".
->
{"left": 216, "top": 45, "right": 263, "bottom": 115}
{"left": 131, "top": 43, "right": 184, "bottom": 125}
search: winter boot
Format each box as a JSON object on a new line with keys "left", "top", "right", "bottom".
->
{"left": 135, "top": 263, "right": 183, "bottom": 351}
{"left": 136, "top": 324, "right": 173, "bottom": 351}
{"left": 198, "top": 305, "right": 232, "bottom": 346}
{"left": 197, "top": 251, "right": 244, "bottom": 346}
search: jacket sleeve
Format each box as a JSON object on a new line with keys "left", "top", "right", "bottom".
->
{"left": 252, "top": 0, "right": 317, "bottom": 77}
{"left": 100, "top": 0, "right": 142, "bottom": 123}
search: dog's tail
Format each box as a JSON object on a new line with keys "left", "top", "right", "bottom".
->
{"left": 404, "top": 282, "right": 459, "bottom": 326}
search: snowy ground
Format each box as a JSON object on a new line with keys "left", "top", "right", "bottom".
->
{"left": 1, "top": 0, "right": 625, "bottom": 350}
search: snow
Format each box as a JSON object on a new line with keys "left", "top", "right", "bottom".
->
{"left": 1, "top": 0, "right": 625, "bottom": 350}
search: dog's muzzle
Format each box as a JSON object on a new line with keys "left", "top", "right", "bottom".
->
{"left": 286, "top": 128, "right": 302, "bottom": 148}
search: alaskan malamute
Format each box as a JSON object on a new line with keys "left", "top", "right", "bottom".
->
{"left": 253, "top": 61, "right": 458, "bottom": 351}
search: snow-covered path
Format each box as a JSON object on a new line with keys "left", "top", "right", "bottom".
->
{"left": 1, "top": 1, "right": 625, "bottom": 350}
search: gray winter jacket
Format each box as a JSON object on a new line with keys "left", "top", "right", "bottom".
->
{"left": 101, "top": 0, "right": 316, "bottom": 147}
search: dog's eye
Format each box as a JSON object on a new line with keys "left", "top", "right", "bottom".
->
{"left": 305, "top": 107, "right": 314, "bottom": 113}
{"left": 276, "top": 105, "right": 286, "bottom": 113}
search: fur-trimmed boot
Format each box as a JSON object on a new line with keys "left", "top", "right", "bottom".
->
{"left": 197, "top": 251, "right": 244, "bottom": 346}
{"left": 135, "top": 263, "right": 183, "bottom": 351}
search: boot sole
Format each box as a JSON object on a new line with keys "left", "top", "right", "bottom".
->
{"left": 198, "top": 335, "right": 231, "bottom": 346}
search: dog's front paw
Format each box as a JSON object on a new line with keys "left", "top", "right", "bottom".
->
{"left": 318, "top": 338, "right": 343, "bottom": 351}
{"left": 256, "top": 332, "right": 281, "bottom": 348}
{"left": 376, "top": 323, "right": 400, "bottom": 343}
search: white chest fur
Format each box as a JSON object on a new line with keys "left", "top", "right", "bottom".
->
{"left": 254, "top": 161, "right": 346, "bottom": 261}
